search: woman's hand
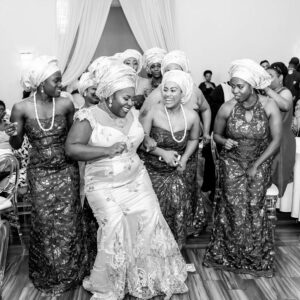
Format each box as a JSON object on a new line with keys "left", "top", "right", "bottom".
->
{"left": 161, "top": 150, "right": 180, "bottom": 167}
{"left": 177, "top": 157, "right": 187, "bottom": 173}
{"left": 224, "top": 139, "right": 238, "bottom": 150}
{"left": 143, "top": 135, "right": 157, "bottom": 152}
{"left": 247, "top": 165, "right": 258, "bottom": 180}
{"left": 108, "top": 142, "right": 127, "bottom": 158}
{"left": 4, "top": 122, "right": 18, "bottom": 136}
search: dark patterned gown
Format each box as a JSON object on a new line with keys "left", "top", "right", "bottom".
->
{"left": 25, "top": 115, "right": 89, "bottom": 295}
{"left": 203, "top": 99, "right": 275, "bottom": 277}
{"left": 140, "top": 127, "right": 205, "bottom": 249}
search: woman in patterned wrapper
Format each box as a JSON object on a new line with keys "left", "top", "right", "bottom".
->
{"left": 65, "top": 59, "right": 188, "bottom": 300}
{"left": 203, "top": 59, "right": 282, "bottom": 277}
{"left": 139, "top": 70, "right": 200, "bottom": 250}
{"left": 5, "top": 55, "right": 89, "bottom": 296}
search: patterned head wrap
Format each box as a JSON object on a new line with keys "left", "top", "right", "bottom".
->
{"left": 95, "top": 61, "right": 137, "bottom": 100}
{"left": 78, "top": 72, "right": 97, "bottom": 96}
{"left": 143, "top": 47, "right": 167, "bottom": 73}
{"left": 114, "top": 49, "right": 143, "bottom": 74}
{"left": 20, "top": 55, "right": 60, "bottom": 92}
{"left": 161, "top": 50, "right": 190, "bottom": 75}
{"left": 229, "top": 59, "right": 272, "bottom": 89}
{"left": 161, "top": 70, "right": 193, "bottom": 104}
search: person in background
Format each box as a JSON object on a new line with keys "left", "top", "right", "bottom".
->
{"left": 136, "top": 47, "right": 167, "bottom": 99}
{"left": 65, "top": 61, "right": 188, "bottom": 300}
{"left": 204, "top": 59, "right": 282, "bottom": 277}
{"left": 115, "top": 49, "right": 147, "bottom": 109}
{"left": 265, "top": 62, "right": 295, "bottom": 201}
{"left": 141, "top": 50, "right": 211, "bottom": 142}
{"left": 284, "top": 57, "right": 300, "bottom": 106}
{"left": 77, "top": 72, "right": 99, "bottom": 109}
{"left": 5, "top": 55, "right": 89, "bottom": 296}
{"left": 0, "top": 100, "right": 12, "bottom": 155}
{"left": 260, "top": 60, "right": 270, "bottom": 70}
{"left": 199, "top": 70, "right": 216, "bottom": 98}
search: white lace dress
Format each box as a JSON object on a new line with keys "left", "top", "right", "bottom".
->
{"left": 75, "top": 106, "right": 188, "bottom": 300}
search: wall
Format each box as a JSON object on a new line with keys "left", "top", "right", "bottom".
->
{"left": 174, "top": 0, "right": 300, "bottom": 86}
{"left": 0, "top": 0, "right": 56, "bottom": 108}
{"left": 1, "top": 0, "right": 300, "bottom": 107}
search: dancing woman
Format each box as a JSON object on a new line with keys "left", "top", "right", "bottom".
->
{"left": 203, "top": 59, "right": 282, "bottom": 277}
{"left": 5, "top": 56, "right": 88, "bottom": 295}
{"left": 65, "top": 61, "right": 188, "bottom": 300}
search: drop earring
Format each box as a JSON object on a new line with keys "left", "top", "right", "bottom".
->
{"left": 109, "top": 99, "right": 112, "bottom": 108}
{"left": 41, "top": 86, "right": 44, "bottom": 93}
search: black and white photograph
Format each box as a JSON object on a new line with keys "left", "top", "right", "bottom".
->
{"left": 0, "top": 0, "right": 300, "bottom": 299}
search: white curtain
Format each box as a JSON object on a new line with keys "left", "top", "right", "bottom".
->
{"left": 61, "top": 0, "right": 112, "bottom": 86}
{"left": 56, "top": 0, "right": 85, "bottom": 73}
{"left": 119, "top": 0, "right": 178, "bottom": 51}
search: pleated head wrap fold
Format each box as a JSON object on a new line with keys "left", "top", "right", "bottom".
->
{"left": 95, "top": 61, "right": 137, "bottom": 100}
{"left": 161, "top": 70, "right": 193, "bottom": 104}
{"left": 114, "top": 49, "right": 143, "bottom": 74}
{"left": 143, "top": 47, "right": 167, "bottom": 73}
{"left": 88, "top": 56, "right": 121, "bottom": 83}
{"left": 21, "top": 55, "right": 60, "bottom": 92}
{"left": 161, "top": 50, "right": 190, "bottom": 75}
{"left": 229, "top": 59, "right": 272, "bottom": 89}
{"left": 78, "top": 72, "right": 97, "bottom": 96}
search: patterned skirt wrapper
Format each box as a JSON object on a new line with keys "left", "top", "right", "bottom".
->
{"left": 27, "top": 164, "right": 90, "bottom": 295}
{"left": 203, "top": 154, "right": 275, "bottom": 277}
{"left": 143, "top": 151, "right": 206, "bottom": 249}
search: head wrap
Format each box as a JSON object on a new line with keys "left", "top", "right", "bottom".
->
{"left": 78, "top": 72, "right": 97, "bottom": 96}
{"left": 143, "top": 47, "right": 167, "bottom": 73}
{"left": 88, "top": 56, "right": 121, "bottom": 82}
{"left": 161, "top": 70, "right": 193, "bottom": 104}
{"left": 229, "top": 59, "right": 272, "bottom": 89}
{"left": 161, "top": 50, "right": 190, "bottom": 75}
{"left": 20, "top": 55, "right": 60, "bottom": 92}
{"left": 114, "top": 49, "right": 143, "bottom": 74}
{"left": 95, "top": 62, "right": 137, "bottom": 100}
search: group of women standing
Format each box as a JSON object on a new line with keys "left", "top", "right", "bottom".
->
{"left": 3, "top": 46, "right": 292, "bottom": 299}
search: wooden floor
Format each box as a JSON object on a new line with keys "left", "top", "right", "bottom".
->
{"left": 2, "top": 218, "right": 300, "bottom": 300}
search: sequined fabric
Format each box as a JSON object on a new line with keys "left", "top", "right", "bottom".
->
{"left": 140, "top": 126, "right": 206, "bottom": 249}
{"left": 25, "top": 115, "right": 90, "bottom": 295}
{"left": 203, "top": 100, "right": 275, "bottom": 277}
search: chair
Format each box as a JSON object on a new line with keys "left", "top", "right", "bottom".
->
{"left": 0, "top": 154, "right": 24, "bottom": 298}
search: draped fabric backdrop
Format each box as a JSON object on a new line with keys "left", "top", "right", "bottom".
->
{"left": 56, "top": 0, "right": 85, "bottom": 73}
{"left": 119, "top": 0, "right": 178, "bottom": 51}
{"left": 56, "top": 0, "right": 177, "bottom": 86}
{"left": 61, "top": 0, "right": 112, "bottom": 86}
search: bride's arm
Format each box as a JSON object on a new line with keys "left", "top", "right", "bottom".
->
{"left": 65, "top": 119, "right": 126, "bottom": 161}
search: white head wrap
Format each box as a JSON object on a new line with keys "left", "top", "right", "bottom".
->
{"left": 143, "top": 47, "right": 167, "bottom": 73}
{"left": 95, "top": 62, "right": 137, "bottom": 100}
{"left": 21, "top": 55, "right": 60, "bottom": 92}
{"left": 78, "top": 72, "right": 97, "bottom": 96}
{"left": 229, "top": 59, "right": 272, "bottom": 89}
{"left": 114, "top": 49, "right": 143, "bottom": 74}
{"left": 88, "top": 56, "right": 121, "bottom": 82}
{"left": 161, "top": 50, "right": 190, "bottom": 75}
{"left": 161, "top": 70, "right": 193, "bottom": 104}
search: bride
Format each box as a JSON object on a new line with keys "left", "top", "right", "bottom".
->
{"left": 65, "top": 59, "right": 188, "bottom": 300}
